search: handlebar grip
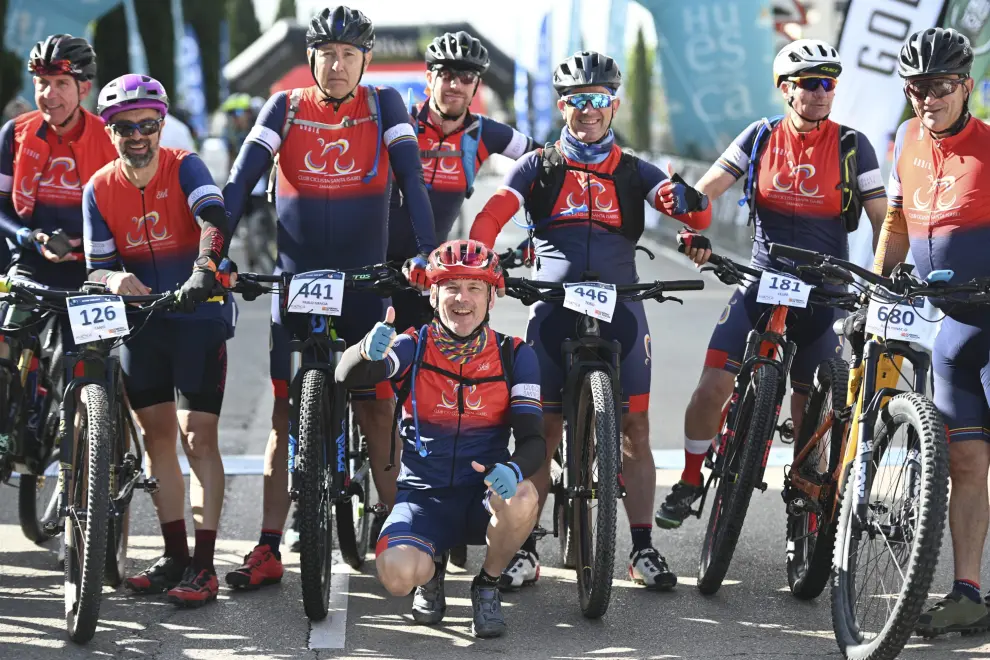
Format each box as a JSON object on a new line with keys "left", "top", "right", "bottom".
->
{"left": 768, "top": 243, "right": 822, "bottom": 264}
{"left": 660, "top": 280, "right": 705, "bottom": 292}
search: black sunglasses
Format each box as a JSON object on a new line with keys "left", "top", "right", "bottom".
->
{"left": 905, "top": 77, "right": 968, "bottom": 101}
{"left": 788, "top": 77, "right": 838, "bottom": 92}
{"left": 110, "top": 118, "right": 163, "bottom": 138}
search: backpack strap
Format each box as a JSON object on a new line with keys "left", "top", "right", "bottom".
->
{"left": 497, "top": 332, "right": 516, "bottom": 393}
{"left": 362, "top": 85, "right": 382, "bottom": 184}
{"left": 837, "top": 124, "right": 862, "bottom": 233}
{"left": 266, "top": 88, "right": 304, "bottom": 203}
{"left": 461, "top": 115, "right": 483, "bottom": 199}
{"left": 738, "top": 114, "right": 783, "bottom": 245}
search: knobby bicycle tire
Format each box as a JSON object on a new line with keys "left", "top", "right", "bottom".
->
{"left": 831, "top": 392, "right": 948, "bottom": 660}
{"left": 65, "top": 384, "right": 111, "bottom": 643}
{"left": 297, "top": 369, "right": 335, "bottom": 621}
{"left": 787, "top": 358, "right": 848, "bottom": 600}
{"left": 572, "top": 370, "right": 618, "bottom": 619}
{"left": 552, "top": 446, "right": 577, "bottom": 569}
{"left": 698, "top": 367, "right": 780, "bottom": 595}
{"left": 336, "top": 404, "right": 372, "bottom": 569}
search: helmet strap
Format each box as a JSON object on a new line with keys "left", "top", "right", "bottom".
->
{"left": 428, "top": 74, "right": 477, "bottom": 123}
{"left": 786, "top": 95, "right": 827, "bottom": 128}
{"left": 54, "top": 81, "right": 83, "bottom": 130}
{"left": 310, "top": 51, "right": 366, "bottom": 109}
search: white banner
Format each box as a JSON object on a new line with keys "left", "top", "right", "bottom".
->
{"left": 831, "top": 0, "right": 946, "bottom": 271}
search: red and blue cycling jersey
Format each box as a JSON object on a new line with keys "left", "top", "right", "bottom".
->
{"left": 223, "top": 85, "right": 437, "bottom": 275}
{"left": 82, "top": 148, "right": 232, "bottom": 324}
{"left": 386, "top": 103, "right": 534, "bottom": 260}
{"left": 383, "top": 323, "right": 542, "bottom": 490}
{"left": 715, "top": 118, "right": 885, "bottom": 268}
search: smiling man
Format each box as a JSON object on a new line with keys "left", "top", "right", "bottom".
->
{"left": 336, "top": 239, "right": 543, "bottom": 638}
{"left": 470, "top": 50, "right": 712, "bottom": 593}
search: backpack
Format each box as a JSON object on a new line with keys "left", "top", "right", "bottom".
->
{"left": 266, "top": 85, "right": 383, "bottom": 202}
{"left": 417, "top": 114, "right": 484, "bottom": 199}
{"left": 523, "top": 143, "right": 646, "bottom": 242}
{"left": 385, "top": 327, "right": 519, "bottom": 471}
{"left": 739, "top": 116, "right": 863, "bottom": 234}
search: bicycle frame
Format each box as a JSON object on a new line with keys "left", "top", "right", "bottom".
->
{"left": 0, "top": 314, "right": 55, "bottom": 477}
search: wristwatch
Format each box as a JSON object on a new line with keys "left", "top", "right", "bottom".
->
{"left": 194, "top": 256, "right": 217, "bottom": 272}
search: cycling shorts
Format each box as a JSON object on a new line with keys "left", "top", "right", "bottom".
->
{"left": 376, "top": 484, "right": 492, "bottom": 558}
{"left": 933, "top": 314, "right": 990, "bottom": 443}
{"left": 526, "top": 299, "right": 651, "bottom": 414}
{"left": 121, "top": 317, "right": 227, "bottom": 414}
{"left": 705, "top": 283, "right": 843, "bottom": 395}
{"left": 269, "top": 289, "right": 392, "bottom": 400}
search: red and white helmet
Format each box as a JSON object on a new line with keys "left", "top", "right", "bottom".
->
{"left": 426, "top": 239, "right": 503, "bottom": 288}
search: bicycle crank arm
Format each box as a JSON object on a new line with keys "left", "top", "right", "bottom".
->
{"left": 133, "top": 476, "right": 159, "bottom": 495}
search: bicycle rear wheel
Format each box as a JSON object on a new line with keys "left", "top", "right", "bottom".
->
{"left": 336, "top": 404, "right": 372, "bottom": 569}
{"left": 18, "top": 447, "right": 59, "bottom": 544}
{"left": 297, "top": 369, "right": 335, "bottom": 620}
{"left": 552, "top": 447, "right": 576, "bottom": 569}
{"left": 105, "top": 400, "right": 137, "bottom": 588}
{"left": 831, "top": 392, "right": 948, "bottom": 660}
{"left": 698, "top": 366, "right": 780, "bottom": 595}
{"left": 786, "top": 358, "right": 848, "bottom": 600}
{"left": 65, "top": 384, "right": 112, "bottom": 643}
{"left": 571, "top": 370, "right": 618, "bottom": 619}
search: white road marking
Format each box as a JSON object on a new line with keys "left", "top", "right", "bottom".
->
{"left": 308, "top": 566, "right": 350, "bottom": 649}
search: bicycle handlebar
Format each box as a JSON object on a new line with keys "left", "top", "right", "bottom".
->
{"left": 502, "top": 276, "right": 704, "bottom": 306}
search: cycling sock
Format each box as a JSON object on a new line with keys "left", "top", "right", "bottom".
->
{"left": 259, "top": 529, "right": 282, "bottom": 560}
{"left": 630, "top": 524, "right": 653, "bottom": 553}
{"left": 521, "top": 533, "right": 539, "bottom": 559}
{"left": 682, "top": 436, "right": 711, "bottom": 486}
{"left": 473, "top": 569, "right": 500, "bottom": 588}
{"left": 161, "top": 519, "right": 189, "bottom": 561}
{"left": 193, "top": 529, "right": 217, "bottom": 572}
{"left": 954, "top": 579, "right": 982, "bottom": 603}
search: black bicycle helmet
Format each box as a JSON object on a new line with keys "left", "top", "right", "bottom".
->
{"left": 425, "top": 31, "right": 490, "bottom": 74}
{"left": 552, "top": 51, "right": 622, "bottom": 94}
{"left": 898, "top": 27, "right": 973, "bottom": 79}
{"left": 307, "top": 6, "right": 375, "bottom": 51}
{"left": 27, "top": 34, "right": 97, "bottom": 81}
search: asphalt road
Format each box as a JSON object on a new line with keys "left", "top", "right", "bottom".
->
{"left": 2, "top": 176, "right": 990, "bottom": 659}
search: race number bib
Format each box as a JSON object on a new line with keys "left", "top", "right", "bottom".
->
{"left": 67, "top": 295, "right": 129, "bottom": 344}
{"left": 865, "top": 289, "right": 940, "bottom": 348}
{"left": 563, "top": 282, "right": 617, "bottom": 322}
{"left": 287, "top": 270, "right": 344, "bottom": 316}
{"left": 757, "top": 272, "right": 813, "bottom": 308}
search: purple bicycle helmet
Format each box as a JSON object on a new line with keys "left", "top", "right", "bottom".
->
{"left": 97, "top": 74, "right": 169, "bottom": 122}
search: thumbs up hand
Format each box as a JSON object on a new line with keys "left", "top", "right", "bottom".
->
{"left": 360, "top": 306, "right": 397, "bottom": 361}
{"left": 658, "top": 162, "right": 709, "bottom": 216}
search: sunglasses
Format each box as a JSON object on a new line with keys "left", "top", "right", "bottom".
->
{"left": 28, "top": 58, "right": 75, "bottom": 77}
{"left": 435, "top": 69, "right": 480, "bottom": 85}
{"left": 788, "top": 77, "right": 838, "bottom": 92}
{"left": 562, "top": 93, "right": 618, "bottom": 110}
{"left": 904, "top": 77, "right": 967, "bottom": 100}
{"left": 110, "top": 118, "right": 163, "bottom": 138}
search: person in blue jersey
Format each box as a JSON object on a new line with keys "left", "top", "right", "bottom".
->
{"left": 221, "top": 5, "right": 439, "bottom": 590}
{"left": 387, "top": 30, "right": 536, "bottom": 333}
{"left": 336, "top": 239, "right": 543, "bottom": 638}
{"left": 471, "top": 50, "right": 712, "bottom": 592}
{"left": 83, "top": 74, "right": 233, "bottom": 608}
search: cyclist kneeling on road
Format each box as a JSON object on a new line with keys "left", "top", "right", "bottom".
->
{"left": 470, "top": 50, "right": 711, "bottom": 591}
{"left": 336, "top": 239, "right": 543, "bottom": 639}
{"left": 656, "top": 39, "right": 887, "bottom": 533}
{"left": 82, "top": 74, "right": 234, "bottom": 608}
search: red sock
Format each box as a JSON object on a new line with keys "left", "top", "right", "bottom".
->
{"left": 193, "top": 529, "right": 217, "bottom": 572}
{"left": 161, "top": 519, "right": 189, "bottom": 561}
{"left": 681, "top": 451, "right": 706, "bottom": 486}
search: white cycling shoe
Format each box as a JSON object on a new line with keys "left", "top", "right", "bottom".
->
{"left": 497, "top": 549, "right": 539, "bottom": 592}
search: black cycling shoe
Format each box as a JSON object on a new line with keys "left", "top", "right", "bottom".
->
{"left": 655, "top": 480, "right": 704, "bottom": 529}
{"left": 449, "top": 544, "right": 468, "bottom": 569}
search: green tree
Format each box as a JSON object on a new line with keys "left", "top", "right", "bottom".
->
{"left": 0, "top": 0, "right": 27, "bottom": 109}
{"left": 136, "top": 0, "right": 175, "bottom": 95}
{"left": 227, "top": 0, "right": 262, "bottom": 60}
{"left": 627, "top": 26, "right": 651, "bottom": 152}
{"left": 184, "top": 0, "right": 225, "bottom": 112}
{"left": 275, "top": 0, "right": 297, "bottom": 22}
{"left": 93, "top": 4, "right": 129, "bottom": 89}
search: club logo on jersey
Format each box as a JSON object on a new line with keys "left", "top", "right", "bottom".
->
{"left": 772, "top": 163, "right": 821, "bottom": 198}
{"left": 559, "top": 172, "right": 617, "bottom": 218}
{"left": 439, "top": 379, "right": 484, "bottom": 412}
{"left": 125, "top": 211, "right": 171, "bottom": 248}
{"left": 423, "top": 139, "right": 460, "bottom": 174}
{"left": 17, "top": 172, "right": 41, "bottom": 199}
{"left": 39, "top": 157, "right": 80, "bottom": 190}
{"left": 303, "top": 138, "right": 357, "bottom": 175}
{"left": 912, "top": 173, "right": 958, "bottom": 212}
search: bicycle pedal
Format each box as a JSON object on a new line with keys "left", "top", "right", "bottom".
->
{"left": 756, "top": 481, "right": 768, "bottom": 493}
{"left": 43, "top": 519, "right": 59, "bottom": 536}
{"left": 137, "top": 476, "right": 159, "bottom": 495}
{"left": 777, "top": 418, "right": 795, "bottom": 444}
{"left": 530, "top": 525, "right": 549, "bottom": 540}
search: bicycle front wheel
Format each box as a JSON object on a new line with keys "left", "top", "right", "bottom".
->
{"left": 65, "top": 384, "right": 112, "bottom": 643}
{"left": 698, "top": 366, "right": 780, "bottom": 595}
{"left": 571, "top": 370, "right": 618, "bottom": 619}
{"left": 297, "top": 369, "right": 335, "bottom": 621}
{"left": 831, "top": 392, "right": 948, "bottom": 660}
{"left": 336, "top": 405, "right": 372, "bottom": 569}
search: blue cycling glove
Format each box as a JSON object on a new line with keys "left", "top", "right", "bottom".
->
{"left": 483, "top": 462, "right": 523, "bottom": 499}
{"left": 360, "top": 320, "right": 396, "bottom": 361}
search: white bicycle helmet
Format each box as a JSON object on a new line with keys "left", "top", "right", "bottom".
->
{"left": 773, "top": 39, "right": 842, "bottom": 87}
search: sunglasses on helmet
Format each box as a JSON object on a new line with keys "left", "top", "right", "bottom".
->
{"left": 109, "top": 118, "right": 163, "bottom": 138}
{"left": 28, "top": 58, "right": 75, "bottom": 77}
{"left": 787, "top": 77, "right": 838, "bottom": 92}
{"left": 904, "top": 77, "right": 967, "bottom": 101}
{"left": 562, "top": 92, "right": 618, "bottom": 110}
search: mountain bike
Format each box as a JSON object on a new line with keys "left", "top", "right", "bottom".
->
{"left": 680, "top": 247, "right": 860, "bottom": 596}
{"left": 243, "top": 264, "right": 414, "bottom": 620}
{"left": 0, "top": 273, "right": 66, "bottom": 544}
{"left": 768, "top": 243, "right": 960, "bottom": 660}
{"left": 504, "top": 271, "right": 705, "bottom": 618}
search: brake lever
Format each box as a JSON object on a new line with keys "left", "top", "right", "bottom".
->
{"left": 635, "top": 245, "right": 656, "bottom": 260}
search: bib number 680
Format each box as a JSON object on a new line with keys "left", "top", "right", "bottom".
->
{"left": 876, "top": 306, "right": 914, "bottom": 326}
